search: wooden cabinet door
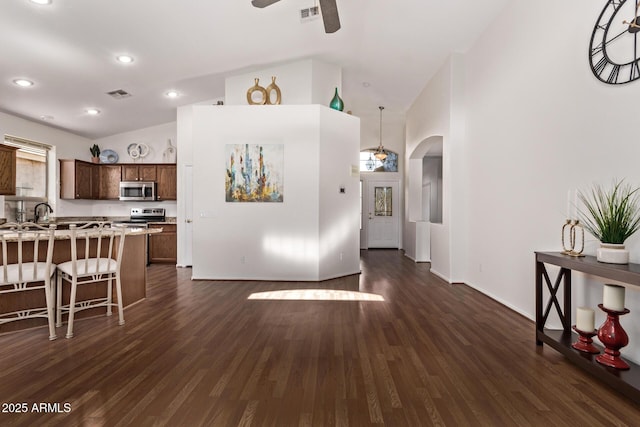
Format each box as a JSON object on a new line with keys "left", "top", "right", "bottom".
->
{"left": 99, "top": 165, "right": 122, "bottom": 199}
{"left": 75, "top": 161, "right": 95, "bottom": 199}
{"left": 148, "top": 224, "right": 177, "bottom": 263}
{"left": 122, "top": 165, "right": 156, "bottom": 181}
{"left": 60, "top": 159, "right": 97, "bottom": 199}
{"left": 139, "top": 165, "right": 156, "bottom": 181}
{"left": 0, "top": 145, "right": 18, "bottom": 195}
{"left": 156, "top": 165, "right": 177, "bottom": 200}
{"left": 122, "top": 165, "right": 139, "bottom": 181}
{"left": 91, "top": 165, "right": 100, "bottom": 199}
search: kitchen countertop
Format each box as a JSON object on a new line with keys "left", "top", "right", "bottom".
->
{"left": 0, "top": 227, "right": 160, "bottom": 242}
{"left": 6, "top": 216, "right": 178, "bottom": 226}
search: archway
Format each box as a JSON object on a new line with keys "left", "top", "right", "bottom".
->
{"left": 406, "top": 136, "right": 443, "bottom": 263}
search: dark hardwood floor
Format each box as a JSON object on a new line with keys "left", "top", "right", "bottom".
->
{"left": 1, "top": 250, "right": 639, "bottom": 426}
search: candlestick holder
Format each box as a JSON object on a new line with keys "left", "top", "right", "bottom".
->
{"left": 561, "top": 219, "right": 585, "bottom": 257}
{"left": 596, "top": 304, "right": 631, "bottom": 370}
{"left": 571, "top": 326, "right": 600, "bottom": 354}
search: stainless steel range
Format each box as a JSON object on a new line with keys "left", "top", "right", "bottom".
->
{"left": 115, "top": 208, "right": 166, "bottom": 228}
{"left": 114, "top": 208, "right": 166, "bottom": 265}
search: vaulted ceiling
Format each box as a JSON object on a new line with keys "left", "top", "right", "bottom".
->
{"left": 0, "top": 0, "right": 509, "bottom": 139}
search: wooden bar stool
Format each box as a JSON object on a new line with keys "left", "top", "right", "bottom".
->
{"left": 56, "top": 222, "right": 126, "bottom": 338}
{"left": 0, "top": 222, "right": 57, "bottom": 340}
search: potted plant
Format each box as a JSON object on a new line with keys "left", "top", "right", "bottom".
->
{"left": 90, "top": 144, "right": 100, "bottom": 163}
{"left": 578, "top": 179, "right": 640, "bottom": 264}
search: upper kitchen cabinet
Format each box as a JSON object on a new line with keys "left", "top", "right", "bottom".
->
{"left": 99, "top": 165, "right": 122, "bottom": 200}
{"left": 60, "top": 159, "right": 98, "bottom": 199}
{"left": 59, "top": 160, "right": 176, "bottom": 201}
{"left": 156, "top": 164, "right": 177, "bottom": 201}
{"left": 122, "top": 164, "right": 156, "bottom": 182}
{"left": 0, "top": 145, "right": 18, "bottom": 195}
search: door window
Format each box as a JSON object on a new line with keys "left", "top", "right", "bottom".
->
{"left": 374, "top": 186, "right": 392, "bottom": 216}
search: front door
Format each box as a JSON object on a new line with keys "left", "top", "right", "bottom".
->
{"left": 367, "top": 181, "right": 399, "bottom": 248}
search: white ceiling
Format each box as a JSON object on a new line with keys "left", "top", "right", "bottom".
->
{"left": 0, "top": 0, "right": 509, "bottom": 139}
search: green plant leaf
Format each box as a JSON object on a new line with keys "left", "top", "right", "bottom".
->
{"left": 578, "top": 179, "right": 640, "bottom": 244}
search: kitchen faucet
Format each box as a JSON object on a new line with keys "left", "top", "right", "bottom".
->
{"left": 34, "top": 202, "right": 53, "bottom": 223}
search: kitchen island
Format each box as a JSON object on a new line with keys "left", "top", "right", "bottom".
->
{"left": 0, "top": 226, "right": 160, "bottom": 335}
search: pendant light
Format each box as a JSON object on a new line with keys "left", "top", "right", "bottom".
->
{"left": 374, "top": 106, "right": 388, "bottom": 161}
{"left": 366, "top": 153, "right": 375, "bottom": 170}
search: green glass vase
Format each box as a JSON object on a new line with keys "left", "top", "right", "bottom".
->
{"left": 329, "top": 87, "right": 344, "bottom": 111}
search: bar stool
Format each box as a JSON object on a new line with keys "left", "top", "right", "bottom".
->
{"left": 56, "top": 222, "right": 126, "bottom": 338}
{"left": 0, "top": 222, "right": 57, "bottom": 340}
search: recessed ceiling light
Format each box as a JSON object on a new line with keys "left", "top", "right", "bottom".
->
{"left": 86, "top": 108, "right": 101, "bottom": 115}
{"left": 116, "top": 55, "right": 134, "bottom": 64}
{"left": 165, "top": 90, "right": 180, "bottom": 98}
{"left": 13, "top": 79, "right": 34, "bottom": 87}
{"left": 40, "top": 115, "right": 54, "bottom": 121}
{"left": 30, "top": 0, "right": 52, "bottom": 5}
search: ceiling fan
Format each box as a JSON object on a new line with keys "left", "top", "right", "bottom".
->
{"left": 251, "top": 0, "right": 341, "bottom": 33}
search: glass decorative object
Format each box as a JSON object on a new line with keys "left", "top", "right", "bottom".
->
{"left": 330, "top": 87, "right": 344, "bottom": 111}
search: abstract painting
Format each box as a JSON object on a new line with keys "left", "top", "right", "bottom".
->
{"left": 225, "top": 144, "right": 284, "bottom": 202}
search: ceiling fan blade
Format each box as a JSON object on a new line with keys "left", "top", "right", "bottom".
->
{"left": 319, "top": 0, "right": 341, "bottom": 33}
{"left": 251, "top": 0, "right": 281, "bottom": 8}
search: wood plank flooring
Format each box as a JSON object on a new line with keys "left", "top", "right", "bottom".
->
{"left": 0, "top": 249, "right": 639, "bottom": 426}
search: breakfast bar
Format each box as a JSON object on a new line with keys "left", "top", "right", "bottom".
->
{"left": 0, "top": 226, "right": 159, "bottom": 335}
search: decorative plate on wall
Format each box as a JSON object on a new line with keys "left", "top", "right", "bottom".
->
{"left": 99, "top": 149, "right": 119, "bottom": 164}
{"left": 127, "top": 143, "right": 150, "bottom": 161}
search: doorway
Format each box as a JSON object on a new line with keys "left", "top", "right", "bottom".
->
{"left": 183, "top": 164, "right": 193, "bottom": 266}
{"left": 363, "top": 179, "right": 400, "bottom": 248}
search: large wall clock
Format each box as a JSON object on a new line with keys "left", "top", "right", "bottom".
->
{"left": 590, "top": 0, "right": 640, "bottom": 84}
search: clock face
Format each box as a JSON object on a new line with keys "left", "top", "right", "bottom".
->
{"left": 590, "top": 0, "right": 640, "bottom": 84}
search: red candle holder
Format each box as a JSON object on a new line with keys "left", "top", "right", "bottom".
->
{"left": 571, "top": 325, "right": 599, "bottom": 354}
{"left": 596, "top": 304, "right": 631, "bottom": 370}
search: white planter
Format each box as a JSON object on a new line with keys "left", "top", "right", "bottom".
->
{"left": 597, "top": 243, "right": 629, "bottom": 264}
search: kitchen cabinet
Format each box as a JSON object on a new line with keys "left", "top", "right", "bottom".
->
{"left": 148, "top": 223, "right": 177, "bottom": 263}
{"left": 99, "top": 165, "right": 122, "bottom": 200}
{"left": 0, "top": 145, "right": 18, "bottom": 195}
{"left": 156, "top": 164, "right": 177, "bottom": 201}
{"left": 122, "top": 164, "right": 156, "bottom": 181}
{"left": 60, "top": 160, "right": 176, "bottom": 201}
{"left": 60, "top": 159, "right": 99, "bottom": 199}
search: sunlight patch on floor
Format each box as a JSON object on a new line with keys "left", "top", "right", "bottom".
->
{"left": 248, "top": 289, "right": 384, "bottom": 301}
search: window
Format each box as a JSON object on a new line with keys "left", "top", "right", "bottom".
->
{"left": 374, "top": 186, "right": 392, "bottom": 216}
{"left": 359, "top": 149, "right": 398, "bottom": 172}
{"left": 3, "top": 136, "right": 51, "bottom": 198}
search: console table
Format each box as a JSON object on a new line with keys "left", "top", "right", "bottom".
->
{"left": 536, "top": 251, "right": 640, "bottom": 402}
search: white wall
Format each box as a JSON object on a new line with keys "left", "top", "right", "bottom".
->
{"left": 318, "top": 107, "right": 361, "bottom": 279}
{"left": 225, "top": 59, "right": 342, "bottom": 106}
{"left": 191, "top": 105, "right": 360, "bottom": 281}
{"left": 359, "top": 109, "right": 406, "bottom": 160}
{"left": 422, "top": 156, "right": 442, "bottom": 223}
{"left": 92, "top": 121, "right": 177, "bottom": 165}
{"left": 408, "top": 0, "right": 640, "bottom": 363}
{"left": 405, "top": 59, "right": 453, "bottom": 280}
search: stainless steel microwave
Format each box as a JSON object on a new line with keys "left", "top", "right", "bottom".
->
{"left": 119, "top": 181, "right": 156, "bottom": 201}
